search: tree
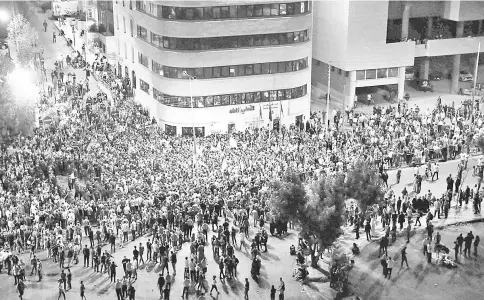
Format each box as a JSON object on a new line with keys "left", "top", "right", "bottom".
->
{"left": 271, "top": 171, "right": 346, "bottom": 267}
{"left": 344, "top": 160, "right": 386, "bottom": 219}
{"left": 0, "top": 54, "right": 14, "bottom": 76}
{"left": 6, "top": 13, "right": 38, "bottom": 66}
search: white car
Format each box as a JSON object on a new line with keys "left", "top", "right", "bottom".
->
{"left": 405, "top": 67, "right": 415, "bottom": 81}
{"left": 459, "top": 71, "right": 473, "bottom": 82}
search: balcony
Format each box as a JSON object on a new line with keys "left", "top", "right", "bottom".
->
{"left": 415, "top": 36, "right": 484, "bottom": 57}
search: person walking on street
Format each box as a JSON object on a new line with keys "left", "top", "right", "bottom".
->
{"left": 474, "top": 235, "right": 480, "bottom": 257}
{"left": 157, "top": 274, "right": 165, "bottom": 296}
{"left": 457, "top": 233, "right": 464, "bottom": 254}
{"left": 464, "top": 231, "right": 475, "bottom": 257}
{"left": 210, "top": 276, "right": 219, "bottom": 295}
{"left": 244, "top": 278, "right": 250, "bottom": 300}
{"left": 454, "top": 240, "right": 459, "bottom": 262}
{"left": 58, "top": 279, "right": 66, "bottom": 300}
{"left": 53, "top": 32, "right": 56, "bottom": 43}
{"left": 115, "top": 279, "right": 122, "bottom": 300}
{"left": 365, "top": 221, "right": 371, "bottom": 241}
{"left": 386, "top": 257, "right": 394, "bottom": 279}
{"left": 270, "top": 285, "right": 277, "bottom": 300}
{"left": 110, "top": 261, "right": 118, "bottom": 282}
{"left": 277, "top": 278, "right": 285, "bottom": 300}
{"left": 426, "top": 243, "right": 432, "bottom": 263}
{"left": 127, "top": 283, "right": 135, "bottom": 300}
{"left": 67, "top": 268, "right": 72, "bottom": 290}
{"left": 406, "top": 223, "right": 411, "bottom": 243}
{"left": 80, "top": 281, "right": 87, "bottom": 300}
{"left": 182, "top": 276, "right": 190, "bottom": 298}
{"left": 401, "top": 246, "right": 409, "bottom": 268}
{"left": 17, "top": 278, "right": 26, "bottom": 300}
{"left": 43, "top": 20, "right": 48, "bottom": 32}
{"left": 83, "top": 245, "right": 90, "bottom": 267}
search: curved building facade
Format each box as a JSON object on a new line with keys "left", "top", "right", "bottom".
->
{"left": 113, "top": 0, "right": 312, "bottom": 135}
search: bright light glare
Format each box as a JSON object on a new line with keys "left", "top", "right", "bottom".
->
{"left": 7, "top": 68, "right": 39, "bottom": 101}
{"left": 0, "top": 10, "right": 9, "bottom": 23}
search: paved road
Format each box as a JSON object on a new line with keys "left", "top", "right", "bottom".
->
{"left": 349, "top": 222, "right": 484, "bottom": 300}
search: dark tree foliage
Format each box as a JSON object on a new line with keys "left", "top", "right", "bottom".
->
{"left": 271, "top": 171, "right": 345, "bottom": 267}
{"left": 344, "top": 160, "right": 385, "bottom": 217}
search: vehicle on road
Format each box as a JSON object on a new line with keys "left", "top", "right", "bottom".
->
{"left": 405, "top": 67, "right": 415, "bottom": 81}
{"left": 459, "top": 71, "right": 473, "bottom": 82}
{"left": 429, "top": 71, "right": 443, "bottom": 81}
{"left": 417, "top": 80, "right": 434, "bottom": 92}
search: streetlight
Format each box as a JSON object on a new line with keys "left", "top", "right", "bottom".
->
{"left": 326, "top": 60, "right": 331, "bottom": 132}
{"left": 182, "top": 70, "right": 197, "bottom": 159}
{"left": 473, "top": 41, "right": 481, "bottom": 103}
{"left": 0, "top": 9, "right": 9, "bottom": 23}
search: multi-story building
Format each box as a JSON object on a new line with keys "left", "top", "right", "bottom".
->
{"left": 113, "top": 0, "right": 312, "bottom": 135}
{"left": 312, "top": 0, "right": 484, "bottom": 107}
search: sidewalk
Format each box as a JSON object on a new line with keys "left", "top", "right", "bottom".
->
{"left": 334, "top": 155, "right": 484, "bottom": 259}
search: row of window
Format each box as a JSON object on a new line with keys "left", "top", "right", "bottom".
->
{"left": 140, "top": 78, "right": 149, "bottom": 93}
{"left": 151, "top": 85, "right": 307, "bottom": 108}
{"left": 142, "top": 29, "right": 309, "bottom": 51}
{"left": 356, "top": 68, "right": 399, "bottom": 80}
{"left": 160, "top": 2, "right": 310, "bottom": 20}
{"left": 151, "top": 58, "right": 308, "bottom": 80}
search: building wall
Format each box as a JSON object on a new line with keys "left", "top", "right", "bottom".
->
{"left": 113, "top": 0, "right": 312, "bottom": 134}
{"left": 312, "top": 0, "right": 414, "bottom": 71}
{"left": 387, "top": 0, "right": 444, "bottom": 20}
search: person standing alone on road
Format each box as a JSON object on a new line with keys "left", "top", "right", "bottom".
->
{"left": 80, "top": 281, "right": 87, "bottom": 300}
{"left": 244, "top": 278, "right": 250, "bottom": 299}
{"left": 385, "top": 257, "right": 394, "bottom": 279}
{"left": 401, "top": 246, "right": 409, "bottom": 268}
{"left": 43, "top": 20, "right": 48, "bottom": 32}
{"left": 53, "top": 31, "right": 56, "bottom": 43}
{"left": 474, "top": 235, "right": 480, "bottom": 256}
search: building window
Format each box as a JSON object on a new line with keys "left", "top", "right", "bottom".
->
{"left": 140, "top": 79, "right": 149, "bottom": 93}
{"left": 182, "top": 127, "right": 194, "bottom": 137}
{"left": 135, "top": 0, "right": 146, "bottom": 11}
{"left": 165, "top": 124, "right": 176, "bottom": 136}
{"left": 138, "top": 52, "right": 148, "bottom": 67}
{"left": 131, "top": 46, "right": 134, "bottom": 63}
{"left": 130, "top": 19, "right": 133, "bottom": 36}
{"left": 356, "top": 70, "right": 365, "bottom": 80}
{"left": 157, "top": 2, "right": 310, "bottom": 20}
{"left": 122, "top": 16, "right": 126, "bottom": 33}
{"left": 377, "top": 68, "right": 388, "bottom": 78}
{"left": 365, "top": 69, "right": 376, "bottom": 80}
{"left": 152, "top": 60, "right": 164, "bottom": 76}
{"left": 137, "top": 25, "right": 147, "bottom": 40}
{"left": 142, "top": 30, "right": 309, "bottom": 51}
{"left": 148, "top": 57, "right": 308, "bottom": 80}
{"left": 153, "top": 84, "right": 307, "bottom": 107}
{"left": 388, "top": 67, "right": 399, "bottom": 77}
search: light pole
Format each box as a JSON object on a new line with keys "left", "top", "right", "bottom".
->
{"left": 326, "top": 61, "right": 331, "bottom": 132}
{"left": 183, "top": 70, "right": 197, "bottom": 159}
{"left": 473, "top": 41, "right": 481, "bottom": 103}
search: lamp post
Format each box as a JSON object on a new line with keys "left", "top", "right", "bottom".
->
{"left": 183, "top": 70, "right": 197, "bottom": 159}
{"left": 326, "top": 61, "right": 331, "bottom": 132}
{"left": 473, "top": 41, "right": 481, "bottom": 103}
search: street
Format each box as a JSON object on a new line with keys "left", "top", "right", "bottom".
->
{"left": 349, "top": 222, "right": 484, "bottom": 300}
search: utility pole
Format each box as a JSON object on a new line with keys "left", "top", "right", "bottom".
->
{"left": 326, "top": 61, "right": 331, "bottom": 132}
{"left": 473, "top": 41, "right": 481, "bottom": 103}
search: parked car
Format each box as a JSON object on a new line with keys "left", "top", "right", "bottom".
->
{"left": 417, "top": 80, "right": 434, "bottom": 92}
{"left": 459, "top": 71, "right": 473, "bottom": 82}
{"left": 429, "top": 71, "right": 443, "bottom": 81}
{"left": 405, "top": 67, "right": 415, "bottom": 81}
